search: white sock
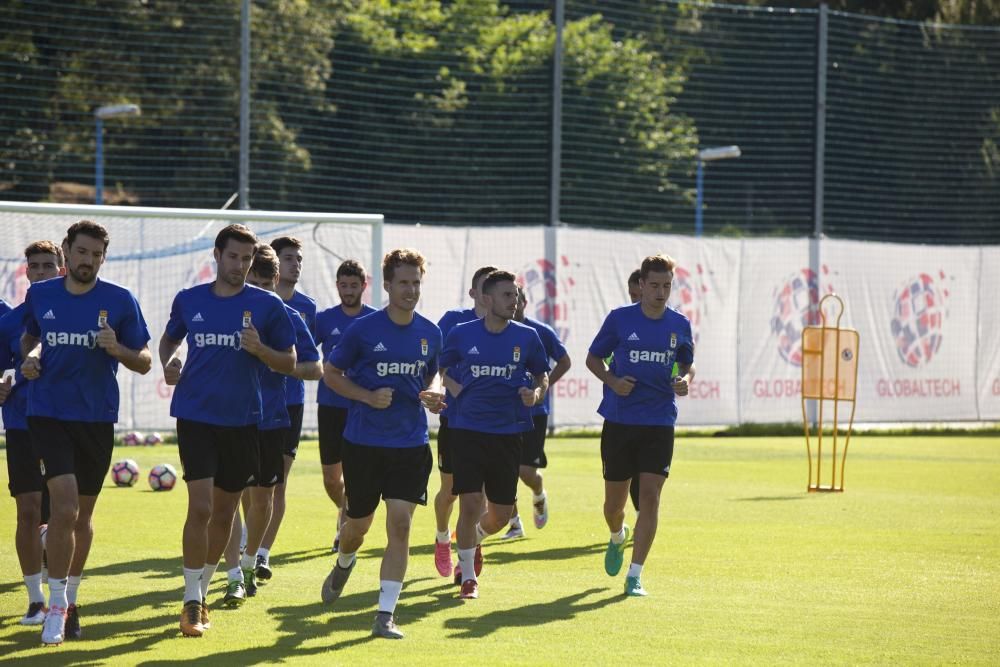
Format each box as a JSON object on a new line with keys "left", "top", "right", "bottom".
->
{"left": 227, "top": 566, "right": 243, "bottom": 582}
{"left": 378, "top": 580, "right": 403, "bottom": 614}
{"left": 66, "top": 575, "right": 82, "bottom": 605}
{"left": 533, "top": 491, "right": 546, "bottom": 503}
{"left": 610, "top": 526, "right": 627, "bottom": 545}
{"left": 200, "top": 563, "right": 219, "bottom": 598}
{"left": 509, "top": 515, "right": 522, "bottom": 528}
{"left": 256, "top": 547, "right": 270, "bottom": 562}
{"left": 435, "top": 530, "right": 451, "bottom": 544}
{"left": 24, "top": 572, "right": 45, "bottom": 604}
{"left": 627, "top": 562, "right": 643, "bottom": 578}
{"left": 240, "top": 552, "right": 255, "bottom": 570}
{"left": 337, "top": 551, "right": 356, "bottom": 569}
{"left": 457, "top": 548, "right": 477, "bottom": 583}
{"left": 183, "top": 567, "right": 203, "bottom": 604}
{"left": 474, "top": 523, "right": 487, "bottom": 545}
{"left": 48, "top": 577, "right": 69, "bottom": 610}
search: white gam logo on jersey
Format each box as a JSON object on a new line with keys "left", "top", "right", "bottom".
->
{"left": 45, "top": 330, "right": 100, "bottom": 349}
{"left": 628, "top": 349, "right": 674, "bottom": 365}
{"left": 376, "top": 360, "right": 428, "bottom": 377}
{"left": 470, "top": 363, "right": 518, "bottom": 380}
{"left": 193, "top": 331, "right": 243, "bottom": 351}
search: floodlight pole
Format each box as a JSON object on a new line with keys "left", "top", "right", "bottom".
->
{"left": 695, "top": 145, "right": 741, "bottom": 237}
{"left": 94, "top": 104, "right": 141, "bottom": 205}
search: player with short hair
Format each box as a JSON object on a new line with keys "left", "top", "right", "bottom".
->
{"left": 432, "top": 265, "right": 496, "bottom": 578}
{"left": 218, "top": 244, "right": 321, "bottom": 604}
{"left": 320, "top": 249, "right": 443, "bottom": 640}
{"left": 440, "top": 270, "right": 550, "bottom": 600}
{"left": 20, "top": 222, "right": 152, "bottom": 645}
{"left": 0, "top": 241, "right": 63, "bottom": 627}
{"left": 501, "top": 285, "right": 571, "bottom": 539}
{"left": 254, "top": 236, "right": 318, "bottom": 579}
{"left": 314, "top": 259, "right": 377, "bottom": 552}
{"left": 160, "top": 223, "right": 297, "bottom": 637}
{"left": 586, "top": 254, "right": 695, "bottom": 597}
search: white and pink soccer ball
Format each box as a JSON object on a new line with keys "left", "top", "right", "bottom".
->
{"left": 110, "top": 459, "right": 141, "bottom": 487}
{"left": 148, "top": 463, "right": 178, "bottom": 491}
{"left": 122, "top": 431, "right": 144, "bottom": 447}
{"left": 144, "top": 432, "right": 163, "bottom": 446}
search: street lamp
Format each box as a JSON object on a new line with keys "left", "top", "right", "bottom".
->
{"left": 95, "top": 104, "right": 141, "bottom": 205}
{"left": 695, "top": 145, "right": 741, "bottom": 237}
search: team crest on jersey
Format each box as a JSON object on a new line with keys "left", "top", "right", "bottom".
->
{"left": 513, "top": 346, "right": 521, "bottom": 362}
{"left": 242, "top": 310, "right": 252, "bottom": 328}
{"left": 670, "top": 333, "right": 677, "bottom": 349}
{"left": 98, "top": 309, "right": 108, "bottom": 327}
{"left": 420, "top": 338, "right": 428, "bottom": 356}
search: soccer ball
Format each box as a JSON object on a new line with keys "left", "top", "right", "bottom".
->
{"left": 148, "top": 463, "right": 178, "bottom": 491}
{"left": 122, "top": 431, "right": 144, "bottom": 446}
{"left": 111, "top": 459, "right": 141, "bottom": 487}
{"left": 144, "top": 432, "right": 163, "bottom": 446}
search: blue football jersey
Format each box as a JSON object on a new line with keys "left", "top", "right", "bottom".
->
{"left": 436, "top": 307, "right": 479, "bottom": 419}
{"left": 440, "top": 319, "right": 549, "bottom": 434}
{"left": 521, "top": 316, "right": 569, "bottom": 416}
{"left": 283, "top": 289, "right": 317, "bottom": 406}
{"left": 23, "top": 277, "right": 151, "bottom": 423}
{"left": 315, "top": 303, "right": 377, "bottom": 408}
{"left": 327, "top": 309, "right": 441, "bottom": 448}
{"left": 165, "top": 283, "right": 296, "bottom": 427}
{"left": 259, "top": 303, "right": 321, "bottom": 431}
{"left": 588, "top": 303, "right": 694, "bottom": 426}
{"left": 0, "top": 304, "right": 29, "bottom": 430}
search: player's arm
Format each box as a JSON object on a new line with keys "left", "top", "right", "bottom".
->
{"left": 289, "top": 358, "right": 322, "bottom": 381}
{"left": 585, "top": 353, "right": 636, "bottom": 397}
{"left": 159, "top": 333, "right": 184, "bottom": 385}
{"left": 672, "top": 361, "right": 695, "bottom": 397}
{"left": 241, "top": 321, "right": 296, "bottom": 374}
{"left": 323, "top": 362, "right": 392, "bottom": 409}
{"left": 98, "top": 333, "right": 153, "bottom": 375}
{"left": 440, "top": 368, "right": 462, "bottom": 397}
{"left": 20, "top": 332, "right": 41, "bottom": 380}
{"left": 548, "top": 353, "right": 572, "bottom": 387}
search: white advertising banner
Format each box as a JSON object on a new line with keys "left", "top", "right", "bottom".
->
{"left": 977, "top": 247, "right": 1000, "bottom": 420}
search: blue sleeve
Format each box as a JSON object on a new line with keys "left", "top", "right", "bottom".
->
{"left": 426, "top": 326, "right": 443, "bottom": 378}
{"left": 437, "top": 311, "right": 457, "bottom": 339}
{"left": 23, "top": 288, "right": 40, "bottom": 338}
{"left": 118, "top": 291, "right": 151, "bottom": 350}
{"left": 526, "top": 330, "right": 549, "bottom": 375}
{"left": 165, "top": 293, "right": 187, "bottom": 341}
{"left": 541, "top": 325, "right": 567, "bottom": 363}
{"left": 264, "top": 301, "right": 296, "bottom": 351}
{"left": 292, "top": 312, "right": 320, "bottom": 362}
{"left": 327, "top": 323, "right": 361, "bottom": 370}
{"left": 589, "top": 312, "right": 618, "bottom": 358}
{"left": 0, "top": 312, "right": 15, "bottom": 372}
{"left": 439, "top": 327, "right": 460, "bottom": 369}
{"left": 677, "top": 320, "right": 695, "bottom": 365}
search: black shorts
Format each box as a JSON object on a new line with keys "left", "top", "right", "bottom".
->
{"left": 257, "top": 428, "right": 285, "bottom": 487}
{"left": 342, "top": 441, "right": 433, "bottom": 519}
{"left": 27, "top": 417, "right": 114, "bottom": 496}
{"left": 177, "top": 419, "right": 259, "bottom": 493}
{"left": 600, "top": 421, "right": 675, "bottom": 482}
{"left": 449, "top": 428, "right": 521, "bottom": 506}
{"left": 318, "top": 405, "right": 348, "bottom": 466}
{"left": 6, "top": 428, "right": 44, "bottom": 497}
{"left": 282, "top": 404, "right": 305, "bottom": 459}
{"left": 519, "top": 414, "right": 549, "bottom": 468}
{"left": 436, "top": 415, "right": 455, "bottom": 474}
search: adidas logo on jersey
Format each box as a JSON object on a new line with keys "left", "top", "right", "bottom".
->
{"left": 42, "top": 310, "right": 55, "bottom": 320}
{"left": 373, "top": 342, "right": 387, "bottom": 352}
{"left": 192, "top": 312, "right": 204, "bottom": 322}
{"left": 468, "top": 346, "right": 480, "bottom": 355}
{"left": 627, "top": 332, "right": 640, "bottom": 341}
{"left": 331, "top": 327, "right": 341, "bottom": 335}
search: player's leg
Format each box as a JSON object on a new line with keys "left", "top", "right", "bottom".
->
{"left": 629, "top": 477, "right": 641, "bottom": 515}
{"left": 472, "top": 433, "right": 519, "bottom": 557}
{"left": 318, "top": 405, "right": 347, "bottom": 551}
{"left": 222, "top": 502, "right": 246, "bottom": 607}
{"left": 243, "top": 428, "right": 280, "bottom": 595}
{"left": 600, "top": 421, "right": 635, "bottom": 578}
{"left": 432, "top": 417, "right": 457, "bottom": 576}
{"left": 8, "top": 428, "right": 46, "bottom": 624}
{"left": 258, "top": 403, "right": 303, "bottom": 568}
{"left": 624, "top": 426, "right": 674, "bottom": 596}
{"left": 322, "top": 440, "right": 377, "bottom": 604}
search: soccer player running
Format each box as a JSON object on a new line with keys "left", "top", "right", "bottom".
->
{"left": 314, "top": 260, "right": 377, "bottom": 552}
{"left": 219, "top": 244, "right": 321, "bottom": 604}
{"left": 320, "top": 249, "right": 442, "bottom": 640}
{"left": 586, "top": 254, "right": 695, "bottom": 597}
{"left": 501, "top": 285, "right": 571, "bottom": 539}
{"left": 254, "top": 236, "right": 318, "bottom": 581}
{"left": 626, "top": 269, "right": 642, "bottom": 518}
{"left": 432, "top": 265, "right": 495, "bottom": 579}
{"left": 440, "top": 270, "right": 550, "bottom": 600}
{"left": 160, "top": 224, "right": 296, "bottom": 637}
{"left": 0, "top": 241, "right": 63, "bottom": 627}
{"left": 20, "top": 222, "right": 152, "bottom": 645}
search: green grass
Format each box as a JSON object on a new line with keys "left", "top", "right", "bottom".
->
{"left": 1, "top": 435, "right": 998, "bottom": 665}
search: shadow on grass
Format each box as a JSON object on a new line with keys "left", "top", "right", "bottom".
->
{"left": 443, "top": 587, "right": 621, "bottom": 638}
{"left": 731, "top": 495, "right": 806, "bottom": 502}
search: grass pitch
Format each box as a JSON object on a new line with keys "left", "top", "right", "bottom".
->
{"left": 0, "top": 434, "right": 998, "bottom": 665}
